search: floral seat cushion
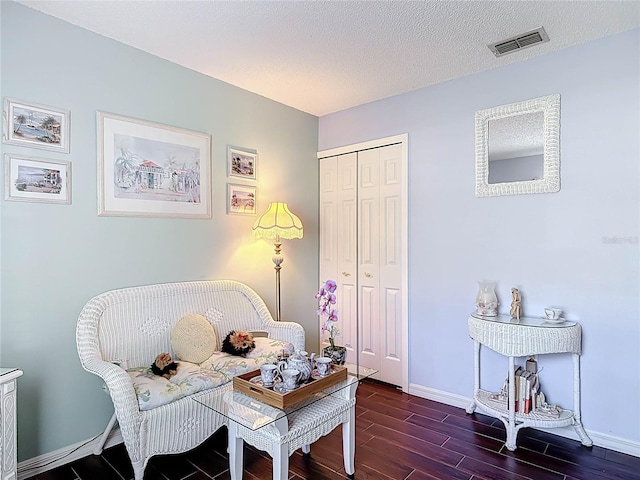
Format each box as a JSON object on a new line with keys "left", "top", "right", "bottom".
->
{"left": 128, "top": 337, "right": 293, "bottom": 411}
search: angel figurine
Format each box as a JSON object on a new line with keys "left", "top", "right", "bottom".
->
{"left": 510, "top": 287, "right": 522, "bottom": 320}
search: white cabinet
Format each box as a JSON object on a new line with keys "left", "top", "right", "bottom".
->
{"left": 466, "top": 315, "right": 592, "bottom": 451}
{"left": 319, "top": 143, "right": 404, "bottom": 386}
{"left": 0, "top": 369, "right": 22, "bottom": 480}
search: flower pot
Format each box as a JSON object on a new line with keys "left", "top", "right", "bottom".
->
{"left": 323, "top": 346, "right": 347, "bottom": 365}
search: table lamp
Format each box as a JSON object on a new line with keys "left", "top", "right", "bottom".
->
{"left": 252, "top": 202, "right": 303, "bottom": 321}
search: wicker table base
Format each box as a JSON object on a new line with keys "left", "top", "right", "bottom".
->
{"left": 227, "top": 376, "right": 359, "bottom": 480}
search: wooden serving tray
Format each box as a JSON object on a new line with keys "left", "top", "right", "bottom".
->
{"left": 233, "top": 364, "right": 348, "bottom": 409}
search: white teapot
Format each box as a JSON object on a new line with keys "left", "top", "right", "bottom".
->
{"left": 284, "top": 350, "right": 315, "bottom": 382}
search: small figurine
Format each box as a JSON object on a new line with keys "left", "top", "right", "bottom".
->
{"left": 510, "top": 288, "right": 522, "bottom": 320}
{"left": 221, "top": 330, "right": 256, "bottom": 357}
{"left": 151, "top": 353, "right": 178, "bottom": 379}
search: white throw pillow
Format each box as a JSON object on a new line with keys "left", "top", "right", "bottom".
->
{"left": 171, "top": 313, "right": 217, "bottom": 364}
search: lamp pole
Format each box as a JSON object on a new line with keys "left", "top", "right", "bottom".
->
{"left": 272, "top": 234, "right": 283, "bottom": 321}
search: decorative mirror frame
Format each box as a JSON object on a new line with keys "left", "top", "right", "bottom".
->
{"left": 475, "top": 94, "right": 560, "bottom": 197}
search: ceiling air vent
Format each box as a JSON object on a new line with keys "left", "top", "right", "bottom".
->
{"left": 488, "top": 27, "right": 549, "bottom": 57}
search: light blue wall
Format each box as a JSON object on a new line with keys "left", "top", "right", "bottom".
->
{"left": 1, "top": 2, "right": 319, "bottom": 460}
{"left": 320, "top": 30, "right": 640, "bottom": 446}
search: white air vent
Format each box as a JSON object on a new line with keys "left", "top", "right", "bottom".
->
{"left": 488, "top": 27, "right": 549, "bottom": 57}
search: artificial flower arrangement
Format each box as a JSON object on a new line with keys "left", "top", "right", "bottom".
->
{"left": 316, "top": 279, "right": 341, "bottom": 350}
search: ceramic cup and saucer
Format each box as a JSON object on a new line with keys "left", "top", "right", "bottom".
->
{"left": 543, "top": 317, "right": 566, "bottom": 324}
{"left": 543, "top": 307, "right": 565, "bottom": 324}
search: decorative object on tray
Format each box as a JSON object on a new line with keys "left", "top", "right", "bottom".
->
{"left": 315, "top": 357, "right": 332, "bottom": 377}
{"left": 475, "top": 281, "right": 498, "bottom": 316}
{"left": 281, "top": 368, "right": 301, "bottom": 391}
{"left": 317, "top": 279, "right": 347, "bottom": 364}
{"left": 233, "top": 365, "right": 348, "bottom": 409}
{"left": 259, "top": 364, "right": 279, "bottom": 388}
{"left": 510, "top": 287, "right": 522, "bottom": 320}
{"left": 281, "top": 350, "right": 315, "bottom": 382}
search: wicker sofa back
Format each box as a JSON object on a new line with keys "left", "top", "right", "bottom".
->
{"left": 76, "top": 280, "right": 305, "bottom": 480}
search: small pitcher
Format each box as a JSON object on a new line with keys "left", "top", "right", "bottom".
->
{"left": 286, "top": 350, "right": 315, "bottom": 382}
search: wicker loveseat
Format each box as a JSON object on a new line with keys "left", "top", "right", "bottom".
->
{"left": 76, "top": 280, "right": 305, "bottom": 480}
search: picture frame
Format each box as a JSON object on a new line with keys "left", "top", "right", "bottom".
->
{"left": 3, "top": 98, "right": 70, "bottom": 153}
{"left": 97, "top": 111, "right": 212, "bottom": 219}
{"left": 4, "top": 153, "right": 71, "bottom": 204}
{"left": 227, "top": 183, "right": 257, "bottom": 215}
{"left": 228, "top": 146, "right": 257, "bottom": 181}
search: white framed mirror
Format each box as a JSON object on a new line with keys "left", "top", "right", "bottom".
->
{"left": 475, "top": 94, "right": 560, "bottom": 197}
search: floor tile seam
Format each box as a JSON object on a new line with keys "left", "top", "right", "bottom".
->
{"left": 186, "top": 459, "right": 218, "bottom": 479}
{"left": 408, "top": 412, "right": 504, "bottom": 442}
{"left": 441, "top": 437, "right": 466, "bottom": 469}
{"left": 69, "top": 466, "right": 82, "bottom": 480}
{"left": 454, "top": 440, "right": 570, "bottom": 480}
{"left": 363, "top": 430, "right": 466, "bottom": 473}
{"left": 368, "top": 416, "right": 450, "bottom": 448}
{"left": 99, "top": 455, "right": 128, "bottom": 480}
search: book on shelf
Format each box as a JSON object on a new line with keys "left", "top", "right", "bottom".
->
{"left": 505, "top": 367, "right": 538, "bottom": 415}
{"left": 500, "top": 366, "right": 562, "bottom": 418}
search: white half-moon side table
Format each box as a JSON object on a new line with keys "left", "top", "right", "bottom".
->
{"left": 466, "top": 314, "right": 592, "bottom": 451}
{"left": 0, "top": 368, "right": 23, "bottom": 480}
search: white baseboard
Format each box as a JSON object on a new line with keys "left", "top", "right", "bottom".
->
{"left": 17, "top": 429, "right": 123, "bottom": 479}
{"left": 409, "top": 383, "right": 640, "bottom": 458}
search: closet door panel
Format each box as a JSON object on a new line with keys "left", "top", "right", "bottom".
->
{"left": 358, "top": 284, "right": 378, "bottom": 369}
{"left": 340, "top": 282, "right": 357, "bottom": 354}
{"left": 380, "top": 286, "right": 402, "bottom": 383}
{"left": 337, "top": 153, "right": 357, "bottom": 356}
{"left": 358, "top": 149, "right": 381, "bottom": 371}
{"left": 319, "top": 157, "right": 338, "bottom": 282}
{"left": 378, "top": 144, "right": 403, "bottom": 385}
{"left": 319, "top": 157, "right": 338, "bottom": 345}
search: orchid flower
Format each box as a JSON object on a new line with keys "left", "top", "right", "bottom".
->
{"left": 316, "top": 279, "right": 340, "bottom": 350}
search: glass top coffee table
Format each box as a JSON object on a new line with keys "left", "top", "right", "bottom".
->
{"left": 194, "top": 363, "right": 377, "bottom": 480}
{"left": 193, "top": 363, "right": 377, "bottom": 431}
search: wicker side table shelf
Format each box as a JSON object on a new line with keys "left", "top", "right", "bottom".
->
{"left": 466, "top": 314, "right": 593, "bottom": 451}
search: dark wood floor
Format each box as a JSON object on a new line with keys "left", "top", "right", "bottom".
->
{"left": 30, "top": 380, "right": 639, "bottom": 480}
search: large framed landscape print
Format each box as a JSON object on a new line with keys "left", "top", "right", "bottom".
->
{"left": 97, "top": 112, "right": 212, "bottom": 218}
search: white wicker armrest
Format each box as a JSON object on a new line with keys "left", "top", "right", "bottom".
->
{"left": 263, "top": 321, "right": 305, "bottom": 352}
{"left": 83, "top": 358, "right": 140, "bottom": 415}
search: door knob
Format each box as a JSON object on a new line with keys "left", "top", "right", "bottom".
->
{"left": 342, "top": 271, "right": 351, "bottom": 277}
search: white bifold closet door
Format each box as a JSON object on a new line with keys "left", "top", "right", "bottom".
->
{"left": 319, "top": 143, "right": 403, "bottom": 386}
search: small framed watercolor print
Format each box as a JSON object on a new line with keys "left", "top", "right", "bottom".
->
{"left": 227, "top": 183, "right": 257, "bottom": 215}
{"left": 4, "top": 154, "right": 71, "bottom": 204}
{"left": 228, "top": 146, "right": 257, "bottom": 181}
{"left": 3, "top": 98, "right": 70, "bottom": 153}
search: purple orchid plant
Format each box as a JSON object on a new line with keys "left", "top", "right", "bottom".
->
{"left": 316, "top": 279, "right": 340, "bottom": 350}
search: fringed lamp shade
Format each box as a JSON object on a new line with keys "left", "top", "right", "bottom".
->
{"left": 252, "top": 202, "right": 304, "bottom": 240}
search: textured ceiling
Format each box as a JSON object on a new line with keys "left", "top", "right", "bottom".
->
{"left": 18, "top": 1, "right": 640, "bottom": 116}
